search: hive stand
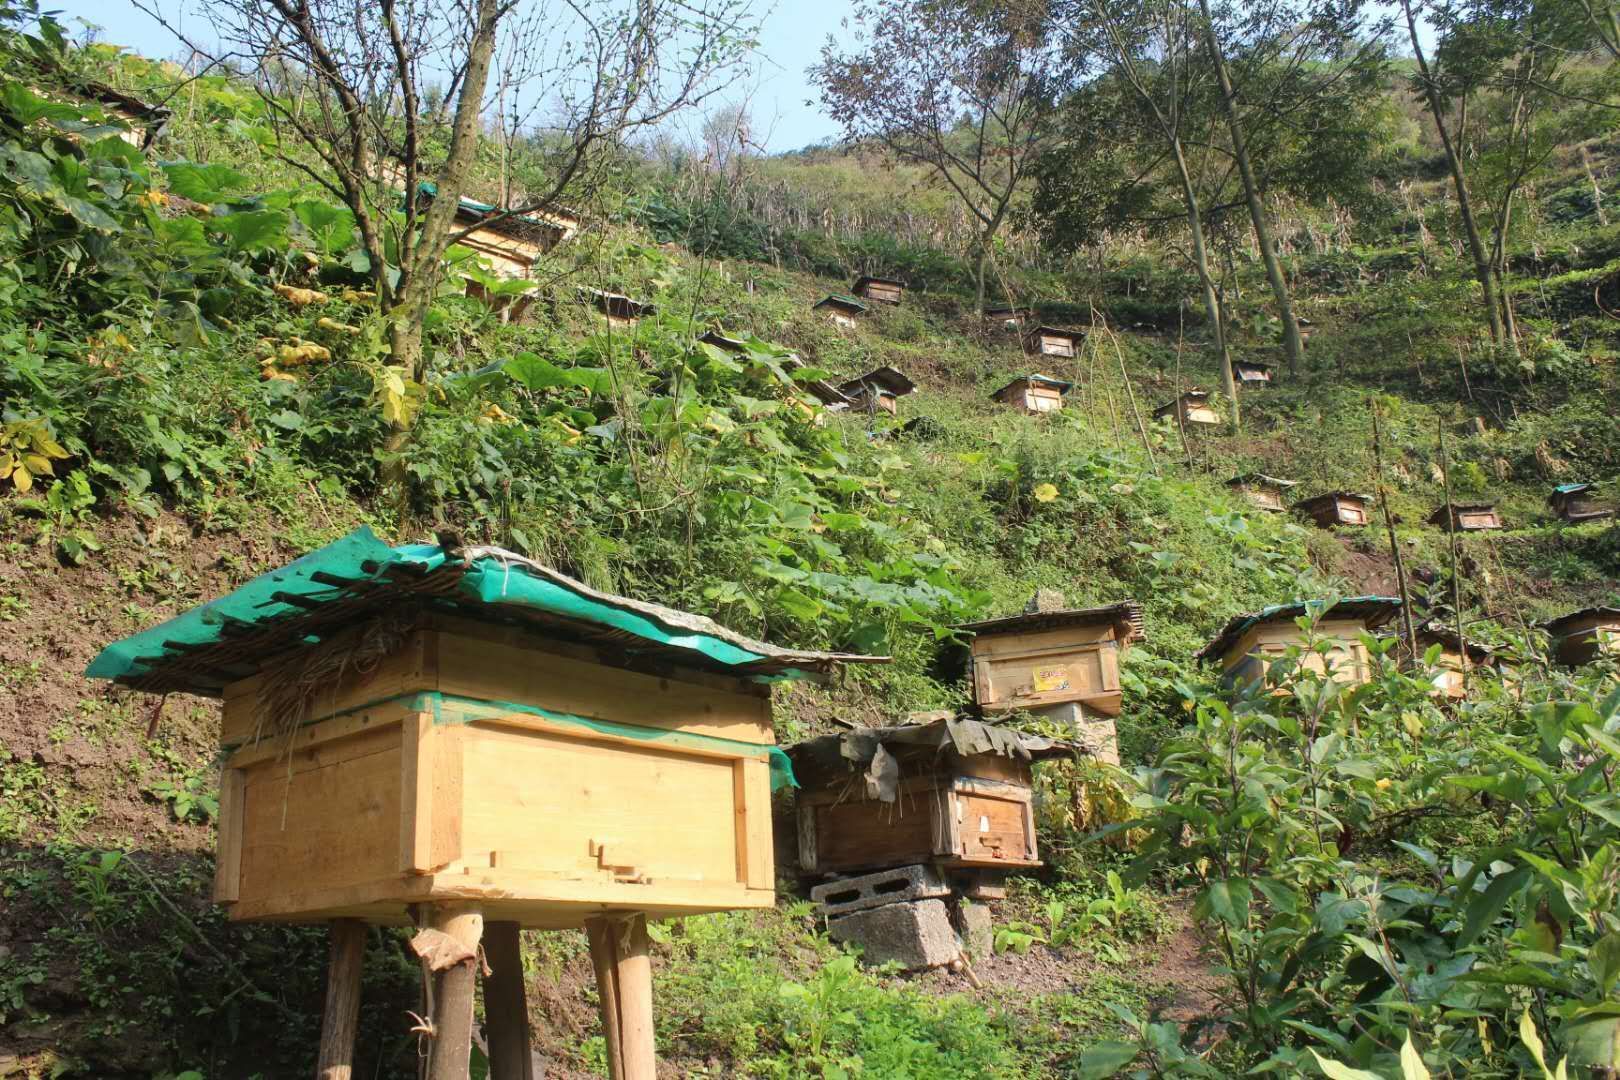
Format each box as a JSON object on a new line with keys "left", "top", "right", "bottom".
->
{"left": 87, "top": 528, "right": 883, "bottom": 1080}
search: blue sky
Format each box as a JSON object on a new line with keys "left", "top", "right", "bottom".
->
{"left": 47, "top": 0, "right": 856, "bottom": 153}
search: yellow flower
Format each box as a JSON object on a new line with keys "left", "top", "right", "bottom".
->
{"left": 1033, "top": 482, "right": 1059, "bottom": 503}
{"left": 1376, "top": 778, "right": 1392, "bottom": 790}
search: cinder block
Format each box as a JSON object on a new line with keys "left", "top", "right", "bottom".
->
{"left": 810, "top": 863, "right": 949, "bottom": 916}
{"left": 1030, "top": 703, "right": 1121, "bottom": 765}
{"left": 827, "top": 898, "right": 960, "bottom": 970}
{"left": 952, "top": 900, "right": 993, "bottom": 960}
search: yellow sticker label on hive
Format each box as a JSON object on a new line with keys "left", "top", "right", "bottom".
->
{"left": 1033, "top": 667, "right": 1071, "bottom": 693}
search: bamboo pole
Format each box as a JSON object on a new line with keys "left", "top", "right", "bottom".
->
{"left": 482, "top": 921, "right": 534, "bottom": 1080}
{"left": 1092, "top": 312, "right": 1157, "bottom": 473}
{"left": 1435, "top": 417, "right": 1471, "bottom": 693}
{"left": 1370, "top": 399, "right": 1419, "bottom": 664}
{"left": 316, "top": 919, "right": 367, "bottom": 1080}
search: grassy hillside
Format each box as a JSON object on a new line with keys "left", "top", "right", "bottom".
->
{"left": 1, "top": 14, "right": 1618, "bottom": 1080}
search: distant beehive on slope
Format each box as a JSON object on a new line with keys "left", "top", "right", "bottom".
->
{"left": 991, "top": 373, "right": 1072, "bottom": 414}
{"left": 1548, "top": 483, "right": 1615, "bottom": 524}
{"left": 1225, "top": 473, "right": 1297, "bottom": 513}
{"left": 1295, "top": 490, "right": 1373, "bottom": 527}
{"left": 813, "top": 294, "right": 867, "bottom": 328}
{"left": 1022, "top": 326, "right": 1083, "bottom": 359}
{"left": 1154, "top": 389, "right": 1219, "bottom": 427}
{"left": 1196, "top": 597, "right": 1401, "bottom": 689}
{"left": 1427, "top": 503, "right": 1503, "bottom": 531}
{"left": 852, "top": 275, "right": 905, "bottom": 305}
{"left": 838, "top": 366, "right": 916, "bottom": 415}
{"left": 1541, "top": 606, "right": 1620, "bottom": 666}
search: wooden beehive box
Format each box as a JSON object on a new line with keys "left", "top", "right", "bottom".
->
{"left": 813, "top": 294, "right": 867, "bottom": 328}
{"left": 985, "top": 305, "right": 1029, "bottom": 329}
{"left": 589, "top": 289, "right": 655, "bottom": 329}
{"left": 1197, "top": 597, "right": 1401, "bottom": 689}
{"left": 953, "top": 602, "right": 1143, "bottom": 717}
{"left": 1154, "top": 390, "right": 1219, "bottom": 427}
{"left": 1296, "top": 491, "right": 1372, "bottom": 527}
{"left": 1548, "top": 483, "right": 1615, "bottom": 524}
{"left": 1542, "top": 607, "right": 1620, "bottom": 666}
{"left": 1403, "top": 621, "right": 1499, "bottom": 699}
{"left": 1233, "top": 361, "right": 1273, "bottom": 385}
{"left": 1225, "top": 473, "right": 1297, "bottom": 513}
{"left": 992, "top": 374, "right": 1071, "bottom": 414}
{"left": 90, "top": 530, "right": 882, "bottom": 1076}
{"left": 789, "top": 721, "right": 1079, "bottom": 878}
{"left": 838, "top": 366, "right": 915, "bottom": 415}
{"left": 87, "top": 528, "right": 881, "bottom": 928}
{"left": 852, "top": 275, "right": 904, "bottom": 305}
{"left": 1427, "top": 503, "right": 1503, "bottom": 531}
{"left": 1022, "top": 326, "right": 1083, "bottom": 359}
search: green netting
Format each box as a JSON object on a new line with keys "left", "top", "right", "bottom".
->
{"left": 86, "top": 526, "right": 789, "bottom": 683}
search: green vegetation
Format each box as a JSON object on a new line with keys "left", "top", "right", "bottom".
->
{"left": 0, "top": 0, "right": 1617, "bottom": 1073}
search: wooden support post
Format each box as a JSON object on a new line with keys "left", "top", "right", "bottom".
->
{"left": 586, "top": 914, "right": 655, "bottom": 1080}
{"left": 316, "top": 918, "right": 366, "bottom": 1080}
{"left": 482, "top": 921, "right": 534, "bottom": 1080}
{"left": 426, "top": 903, "right": 484, "bottom": 1080}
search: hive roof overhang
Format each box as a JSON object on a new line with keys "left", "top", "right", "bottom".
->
{"left": 87, "top": 527, "right": 887, "bottom": 696}
{"left": 952, "top": 600, "right": 1144, "bottom": 644}
{"left": 1195, "top": 596, "right": 1402, "bottom": 664}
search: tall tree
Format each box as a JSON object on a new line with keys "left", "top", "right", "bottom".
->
{"left": 1193, "top": 0, "right": 1388, "bottom": 373}
{"left": 141, "top": 0, "right": 749, "bottom": 483}
{"left": 1051, "top": 0, "right": 1242, "bottom": 417}
{"left": 812, "top": 0, "right": 1065, "bottom": 312}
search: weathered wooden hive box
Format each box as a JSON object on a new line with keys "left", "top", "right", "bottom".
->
{"left": 1154, "top": 390, "right": 1218, "bottom": 427}
{"left": 88, "top": 527, "right": 879, "bottom": 928}
{"left": 1427, "top": 503, "right": 1502, "bottom": 531}
{"left": 813, "top": 293, "right": 866, "bottom": 328}
{"left": 789, "top": 720, "right": 1077, "bottom": 878}
{"left": 852, "top": 275, "right": 904, "bottom": 305}
{"left": 1296, "top": 491, "right": 1372, "bottom": 528}
{"left": 1022, "top": 326, "right": 1082, "bottom": 359}
{"left": 1225, "top": 473, "right": 1296, "bottom": 513}
{"left": 1542, "top": 607, "right": 1620, "bottom": 667}
{"left": 953, "top": 602, "right": 1142, "bottom": 718}
{"left": 589, "top": 289, "right": 655, "bottom": 329}
{"left": 1233, "top": 361, "right": 1273, "bottom": 384}
{"left": 1548, "top": 483, "right": 1615, "bottom": 523}
{"left": 992, "top": 373, "right": 1071, "bottom": 414}
{"left": 1197, "top": 597, "right": 1401, "bottom": 689}
{"left": 1401, "top": 621, "right": 1500, "bottom": 699}
{"left": 838, "top": 366, "right": 915, "bottom": 416}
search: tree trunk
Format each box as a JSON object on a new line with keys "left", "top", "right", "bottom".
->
{"left": 316, "top": 920, "right": 367, "bottom": 1080}
{"left": 482, "top": 921, "right": 534, "bottom": 1080}
{"left": 1168, "top": 140, "right": 1239, "bottom": 428}
{"left": 425, "top": 904, "right": 484, "bottom": 1080}
{"left": 1197, "top": 0, "right": 1303, "bottom": 375}
{"left": 1401, "top": 0, "right": 1506, "bottom": 345}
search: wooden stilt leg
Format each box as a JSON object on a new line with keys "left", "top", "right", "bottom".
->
{"left": 614, "top": 915, "right": 655, "bottom": 1080}
{"left": 482, "top": 920, "right": 533, "bottom": 1080}
{"left": 585, "top": 914, "right": 655, "bottom": 1080}
{"left": 585, "top": 917, "right": 626, "bottom": 1080}
{"left": 316, "top": 918, "right": 367, "bottom": 1080}
{"left": 426, "top": 903, "right": 484, "bottom": 1080}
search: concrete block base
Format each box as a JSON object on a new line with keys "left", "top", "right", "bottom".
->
{"left": 810, "top": 863, "right": 950, "bottom": 917}
{"left": 827, "top": 898, "right": 960, "bottom": 970}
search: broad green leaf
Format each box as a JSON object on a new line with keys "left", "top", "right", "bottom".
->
{"left": 161, "top": 161, "right": 251, "bottom": 202}
{"left": 1592, "top": 933, "right": 1620, "bottom": 996}
{"left": 1076, "top": 1040, "right": 1138, "bottom": 1078}
{"left": 1201, "top": 878, "right": 1251, "bottom": 928}
{"left": 1564, "top": 1012, "right": 1620, "bottom": 1070}
{"left": 213, "top": 208, "right": 288, "bottom": 252}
